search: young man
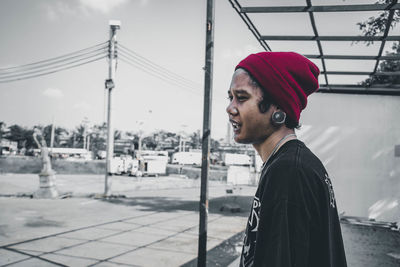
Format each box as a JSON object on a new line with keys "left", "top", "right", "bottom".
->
{"left": 226, "top": 52, "right": 347, "bottom": 267}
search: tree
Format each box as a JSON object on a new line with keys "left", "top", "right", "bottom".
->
{"left": 0, "top": 121, "right": 5, "bottom": 141}
{"left": 89, "top": 123, "right": 107, "bottom": 155}
{"left": 3, "top": 124, "right": 36, "bottom": 150}
{"left": 189, "top": 131, "right": 201, "bottom": 149}
{"left": 357, "top": 0, "right": 400, "bottom": 86}
{"left": 40, "top": 124, "right": 69, "bottom": 148}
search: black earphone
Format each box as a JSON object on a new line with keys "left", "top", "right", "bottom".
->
{"left": 271, "top": 111, "right": 286, "bottom": 126}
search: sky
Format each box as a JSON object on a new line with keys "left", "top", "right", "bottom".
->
{"left": 0, "top": 0, "right": 398, "bottom": 140}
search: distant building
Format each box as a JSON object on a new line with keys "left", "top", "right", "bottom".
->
{"left": 0, "top": 139, "right": 18, "bottom": 155}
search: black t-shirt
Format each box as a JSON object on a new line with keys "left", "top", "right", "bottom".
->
{"left": 240, "top": 140, "right": 347, "bottom": 267}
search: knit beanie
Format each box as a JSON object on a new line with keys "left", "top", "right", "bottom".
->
{"left": 235, "top": 52, "right": 320, "bottom": 122}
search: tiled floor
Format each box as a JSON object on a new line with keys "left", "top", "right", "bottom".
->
{"left": 1, "top": 210, "right": 246, "bottom": 266}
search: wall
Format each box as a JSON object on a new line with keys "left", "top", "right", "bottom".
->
{"left": 0, "top": 157, "right": 228, "bottom": 181}
{"left": 297, "top": 93, "right": 400, "bottom": 222}
{"left": 166, "top": 164, "right": 227, "bottom": 181}
{"left": 0, "top": 157, "right": 106, "bottom": 174}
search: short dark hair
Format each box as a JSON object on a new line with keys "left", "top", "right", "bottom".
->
{"left": 238, "top": 68, "right": 300, "bottom": 129}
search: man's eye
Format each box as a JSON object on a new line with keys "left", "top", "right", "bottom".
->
{"left": 237, "top": 96, "right": 247, "bottom": 102}
{"left": 227, "top": 96, "right": 233, "bottom": 101}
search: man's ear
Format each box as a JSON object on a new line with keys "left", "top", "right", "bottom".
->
{"left": 270, "top": 105, "right": 286, "bottom": 126}
{"left": 270, "top": 104, "right": 280, "bottom": 113}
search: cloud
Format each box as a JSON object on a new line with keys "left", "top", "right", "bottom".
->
{"left": 44, "top": 2, "right": 77, "bottom": 21}
{"left": 44, "top": 0, "right": 132, "bottom": 20}
{"left": 78, "top": 0, "right": 130, "bottom": 13}
{"left": 42, "top": 88, "right": 64, "bottom": 99}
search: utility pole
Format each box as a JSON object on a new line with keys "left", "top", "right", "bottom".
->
{"left": 104, "top": 20, "right": 120, "bottom": 197}
{"left": 198, "top": 1, "right": 215, "bottom": 266}
{"left": 82, "top": 117, "right": 89, "bottom": 149}
{"left": 50, "top": 118, "right": 55, "bottom": 149}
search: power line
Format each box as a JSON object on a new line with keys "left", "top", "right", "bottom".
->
{"left": 118, "top": 51, "right": 201, "bottom": 92}
{"left": 119, "top": 55, "right": 200, "bottom": 95}
{"left": 118, "top": 44, "right": 202, "bottom": 88}
{"left": 0, "top": 55, "right": 106, "bottom": 83}
{"left": 119, "top": 56, "right": 201, "bottom": 95}
{"left": 118, "top": 48, "right": 200, "bottom": 90}
{"left": 0, "top": 51, "right": 107, "bottom": 79}
{"left": 0, "top": 46, "right": 108, "bottom": 77}
{"left": 0, "top": 41, "right": 108, "bottom": 72}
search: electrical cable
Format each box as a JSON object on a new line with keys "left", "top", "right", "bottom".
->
{"left": 119, "top": 48, "right": 198, "bottom": 89}
{"left": 0, "top": 55, "right": 106, "bottom": 83}
{"left": 0, "top": 51, "right": 107, "bottom": 80}
{"left": 118, "top": 51, "right": 201, "bottom": 92}
{"left": 118, "top": 45, "right": 227, "bottom": 100}
{"left": 118, "top": 49, "right": 200, "bottom": 90}
{"left": 0, "top": 47, "right": 108, "bottom": 77}
{"left": 119, "top": 55, "right": 200, "bottom": 94}
{"left": 119, "top": 44, "right": 202, "bottom": 88}
{"left": 0, "top": 41, "right": 108, "bottom": 71}
{"left": 119, "top": 56, "right": 201, "bottom": 95}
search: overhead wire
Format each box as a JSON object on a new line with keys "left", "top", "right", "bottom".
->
{"left": 0, "top": 42, "right": 109, "bottom": 83}
{"left": 0, "top": 46, "right": 108, "bottom": 77}
{"left": 0, "top": 41, "right": 108, "bottom": 72}
{"left": 0, "top": 56, "right": 107, "bottom": 83}
{"left": 119, "top": 44, "right": 227, "bottom": 100}
{"left": 119, "top": 49, "right": 200, "bottom": 91}
{"left": 118, "top": 44, "right": 202, "bottom": 88}
{"left": 0, "top": 50, "right": 107, "bottom": 79}
{"left": 119, "top": 55, "right": 201, "bottom": 95}
{"left": 118, "top": 52, "right": 201, "bottom": 93}
{"left": 0, "top": 41, "right": 226, "bottom": 100}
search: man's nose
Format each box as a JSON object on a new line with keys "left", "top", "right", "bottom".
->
{"left": 226, "top": 102, "right": 238, "bottom": 116}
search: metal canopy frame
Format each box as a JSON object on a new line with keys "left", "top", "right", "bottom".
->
{"left": 229, "top": 0, "right": 400, "bottom": 96}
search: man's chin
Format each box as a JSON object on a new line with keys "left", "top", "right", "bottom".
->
{"left": 234, "top": 135, "right": 252, "bottom": 144}
{"left": 234, "top": 133, "right": 268, "bottom": 145}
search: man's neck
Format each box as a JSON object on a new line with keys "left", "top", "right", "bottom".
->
{"left": 253, "top": 128, "right": 296, "bottom": 163}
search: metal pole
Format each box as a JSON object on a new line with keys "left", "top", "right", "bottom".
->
{"left": 50, "top": 118, "right": 55, "bottom": 149}
{"left": 197, "top": 1, "right": 215, "bottom": 266}
{"left": 105, "top": 20, "right": 120, "bottom": 197}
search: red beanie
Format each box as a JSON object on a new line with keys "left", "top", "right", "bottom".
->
{"left": 235, "top": 52, "right": 320, "bottom": 122}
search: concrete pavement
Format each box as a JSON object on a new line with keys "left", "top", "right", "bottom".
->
{"left": 0, "top": 174, "right": 254, "bottom": 266}
{"left": 2, "top": 173, "right": 400, "bottom": 266}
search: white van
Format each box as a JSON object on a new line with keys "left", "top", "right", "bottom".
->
{"left": 171, "top": 152, "right": 202, "bottom": 165}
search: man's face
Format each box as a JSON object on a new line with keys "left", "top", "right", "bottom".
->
{"left": 226, "top": 69, "right": 274, "bottom": 144}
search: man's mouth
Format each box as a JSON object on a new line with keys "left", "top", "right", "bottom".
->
{"left": 230, "top": 119, "right": 241, "bottom": 133}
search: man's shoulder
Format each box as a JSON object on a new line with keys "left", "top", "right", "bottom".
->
{"left": 261, "top": 141, "right": 327, "bottom": 188}
{"left": 276, "top": 140, "right": 325, "bottom": 173}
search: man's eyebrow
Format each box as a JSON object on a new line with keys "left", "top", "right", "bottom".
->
{"left": 232, "top": 89, "right": 250, "bottom": 95}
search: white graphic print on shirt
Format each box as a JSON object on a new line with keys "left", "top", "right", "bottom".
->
{"left": 324, "top": 173, "right": 336, "bottom": 208}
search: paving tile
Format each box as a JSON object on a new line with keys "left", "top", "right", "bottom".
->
{"left": 58, "top": 227, "right": 121, "bottom": 241}
{"left": 6, "top": 257, "right": 59, "bottom": 267}
{"left": 111, "top": 247, "right": 196, "bottom": 267}
{"left": 126, "top": 225, "right": 176, "bottom": 236}
{"left": 41, "top": 253, "right": 98, "bottom": 267}
{"left": 56, "top": 241, "right": 134, "bottom": 261}
{"left": 123, "top": 212, "right": 183, "bottom": 226}
{"left": 9, "top": 248, "right": 45, "bottom": 256}
{"left": 148, "top": 232, "right": 200, "bottom": 254}
{"left": 0, "top": 248, "right": 29, "bottom": 266}
{"left": 150, "top": 217, "right": 198, "bottom": 232}
{"left": 10, "top": 236, "right": 86, "bottom": 254}
{"left": 100, "top": 230, "right": 167, "bottom": 247}
{"left": 96, "top": 222, "right": 142, "bottom": 231}
{"left": 150, "top": 232, "right": 223, "bottom": 254}
{"left": 96, "top": 260, "right": 141, "bottom": 267}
